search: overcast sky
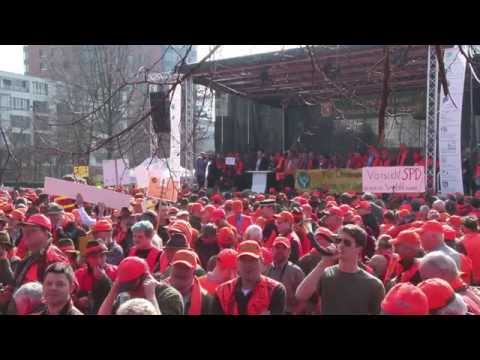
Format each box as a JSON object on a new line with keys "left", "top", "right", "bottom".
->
{"left": 0, "top": 45, "right": 299, "bottom": 75}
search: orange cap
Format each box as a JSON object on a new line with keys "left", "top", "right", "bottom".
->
{"left": 273, "top": 236, "right": 291, "bottom": 249}
{"left": 418, "top": 278, "right": 456, "bottom": 312}
{"left": 216, "top": 248, "right": 238, "bottom": 270}
{"left": 171, "top": 249, "right": 197, "bottom": 269}
{"left": 168, "top": 220, "right": 193, "bottom": 245}
{"left": 8, "top": 209, "right": 25, "bottom": 222}
{"left": 274, "top": 211, "right": 294, "bottom": 224}
{"left": 190, "top": 202, "right": 204, "bottom": 214}
{"left": 381, "top": 283, "right": 429, "bottom": 315}
{"left": 93, "top": 219, "right": 113, "bottom": 233}
{"left": 217, "top": 227, "right": 236, "bottom": 247}
{"left": 237, "top": 240, "right": 262, "bottom": 259}
{"left": 117, "top": 257, "right": 149, "bottom": 283}
{"left": 389, "top": 230, "right": 421, "bottom": 248}
{"left": 420, "top": 220, "right": 444, "bottom": 234}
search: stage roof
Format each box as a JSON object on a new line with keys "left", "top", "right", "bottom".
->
{"left": 180, "top": 45, "right": 448, "bottom": 108}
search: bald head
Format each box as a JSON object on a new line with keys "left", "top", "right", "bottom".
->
{"left": 419, "top": 251, "right": 459, "bottom": 282}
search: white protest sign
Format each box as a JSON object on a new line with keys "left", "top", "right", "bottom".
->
{"left": 44, "top": 177, "right": 131, "bottom": 210}
{"left": 225, "top": 157, "right": 236, "bottom": 166}
{"left": 102, "top": 159, "right": 131, "bottom": 186}
{"left": 362, "top": 166, "right": 425, "bottom": 193}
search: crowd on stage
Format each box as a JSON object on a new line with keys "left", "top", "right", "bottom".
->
{"left": 195, "top": 144, "right": 437, "bottom": 191}
{"left": 1, "top": 171, "right": 480, "bottom": 315}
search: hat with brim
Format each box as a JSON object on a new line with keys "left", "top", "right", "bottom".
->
{"left": 46, "top": 202, "right": 64, "bottom": 215}
{"left": 237, "top": 240, "right": 262, "bottom": 259}
{"left": 85, "top": 240, "right": 109, "bottom": 257}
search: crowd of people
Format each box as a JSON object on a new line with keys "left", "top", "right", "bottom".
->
{"left": 195, "top": 144, "right": 437, "bottom": 192}
{"left": 1, "top": 172, "right": 480, "bottom": 315}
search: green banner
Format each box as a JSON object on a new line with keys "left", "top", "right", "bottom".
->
{"left": 295, "top": 169, "right": 362, "bottom": 193}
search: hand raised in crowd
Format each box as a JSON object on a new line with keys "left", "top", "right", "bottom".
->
{"left": 143, "top": 274, "right": 160, "bottom": 300}
{"left": 76, "top": 193, "right": 84, "bottom": 208}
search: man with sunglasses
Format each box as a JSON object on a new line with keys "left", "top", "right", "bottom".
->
{"left": 98, "top": 256, "right": 184, "bottom": 315}
{"left": 296, "top": 224, "right": 385, "bottom": 314}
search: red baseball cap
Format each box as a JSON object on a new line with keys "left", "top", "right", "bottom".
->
{"left": 212, "top": 193, "right": 223, "bottom": 203}
{"left": 418, "top": 278, "right": 456, "bottom": 312}
{"left": 420, "top": 220, "right": 444, "bottom": 234}
{"left": 325, "top": 206, "right": 343, "bottom": 217}
{"left": 399, "top": 204, "right": 413, "bottom": 212}
{"left": 217, "top": 227, "right": 236, "bottom": 247}
{"left": 314, "top": 226, "right": 335, "bottom": 241}
{"left": 448, "top": 215, "right": 462, "bottom": 228}
{"left": 381, "top": 283, "right": 429, "bottom": 315}
{"left": 273, "top": 236, "right": 291, "bottom": 249}
{"left": 8, "top": 209, "right": 25, "bottom": 222}
{"left": 237, "top": 240, "right": 262, "bottom": 259}
{"left": 190, "top": 202, "right": 204, "bottom": 213}
{"left": 212, "top": 209, "right": 226, "bottom": 222}
{"left": 389, "top": 230, "right": 421, "bottom": 248}
{"left": 21, "top": 214, "right": 52, "bottom": 232}
{"left": 339, "top": 204, "right": 351, "bottom": 216}
{"left": 117, "top": 257, "right": 149, "bottom": 283}
{"left": 93, "top": 219, "right": 113, "bottom": 233}
{"left": 274, "top": 211, "right": 294, "bottom": 224}
{"left": 171, "top": 249, "right": 197, "bottom": 269}
{"left": 216, "top": 248, "right": 238, "bottom": 270}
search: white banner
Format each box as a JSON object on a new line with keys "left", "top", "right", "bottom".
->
{"left": 170, "top": 84, "right": 181, "bottom": 172}
{"left": 362, "top": 166, "right": 425, "bottom": 193}
{"left": 439, "top": 47, "right": 466, "bottom": 194}
{"left": 102, "top": 159, "right": 132, "bottom": 186}
{"left": 44, "top": 177, "right": 131, "bottom": 210}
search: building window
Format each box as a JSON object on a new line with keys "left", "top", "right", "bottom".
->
{"left": 33, "top": 101, "right": 49, "bottom": 113}
{"left": 12, "top": 97, "right": 30, "bottom": 110}
{"left": 0, "top": 94, "right": 11, "bottom": 109}
{"left": 32, "top": 82, "right": 48, "bottom": 96}
{"left": 10, "top": 115, "right": 31, "bottom": 129}
{"left": 40, "top": 62, "right": 48, "bottom": 71}
{"left": 11, "top": 133, "right": 31, "bottom": 146}
{"left": 39, "top": 49, "right": 47, "bottom": 58}
{"left": 2, "top": 79, "right": 12, "bottom": 88}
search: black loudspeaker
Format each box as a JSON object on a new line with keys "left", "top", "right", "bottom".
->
{"left": 150, "top": 91, "right": 170, "bottom": 133}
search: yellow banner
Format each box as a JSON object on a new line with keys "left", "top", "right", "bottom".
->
{"left": 74, "top": 166, "right": 89, "bottom": 178}
{"left": 295, "top": 169, "right": 362, "bottom": 193}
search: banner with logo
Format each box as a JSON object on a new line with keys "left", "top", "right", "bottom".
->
{"left": 439, "top": 46, "right": 467, "bottom": 194}
{"left": 295, "top": 169, "right": 362, "bottom": 193}
{"left": 362, "top": 166, "right": 425, "bottom": 193}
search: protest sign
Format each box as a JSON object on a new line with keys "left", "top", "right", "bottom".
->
{"left": 102, "top": 159, "right": 131, "bottom": 186}
{"left": 225, "top": 157, "right": 236, "bottom": 166}
{"left": 295, "top": 169, "right": 362, "bottom": 193}
{"left": 44, "top": 177, "right": 131, "bottom": 210}
{"left": 362, "top": 166, "right": 425, "bottom": 193}
{"left": 146, "top": 175, "right": 179, "bottom": 203}
{"left": 74, "top": 166, "right": 89, "bottom": 178}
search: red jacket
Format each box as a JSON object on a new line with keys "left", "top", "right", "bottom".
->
{"left": 75, "top": 264, "right": 117, "bottom": 293}
{"left": 459, "top": 234, "right": 480, "bottom": 284}
{"left": 227, "top": 214, "right": 253, "bottom": 236}
{"left": 20, "top": 244, "right": 70, "bottom": 285}
{"left": 215, "top": 276, "right": 280, "bottom": 315}
{"left": 128, "top": 246, "right": 162, "bottom": 273}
